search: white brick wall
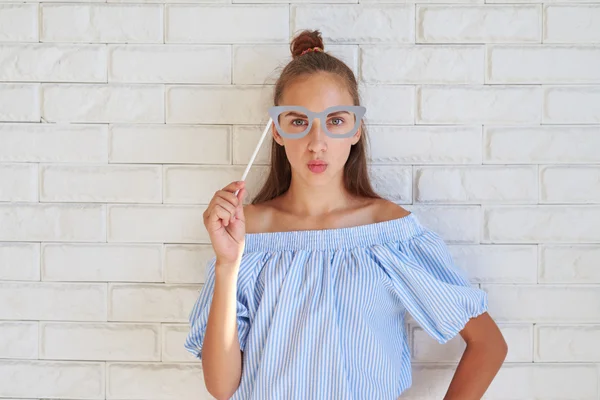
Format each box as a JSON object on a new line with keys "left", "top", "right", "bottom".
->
{"left": 0, "top": 1, "right": 599, "bottom": 399}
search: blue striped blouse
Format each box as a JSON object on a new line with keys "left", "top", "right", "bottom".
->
{"left": 185, "top": 212, "right": 488, "bottom": 399}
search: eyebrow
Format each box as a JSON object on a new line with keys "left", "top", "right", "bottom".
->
{"left": 281, "top": 110, "right": 352, "bottom": 117}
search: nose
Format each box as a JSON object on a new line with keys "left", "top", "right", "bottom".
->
{"left": 306, "top": 117, "right": 327, "bottom": 153}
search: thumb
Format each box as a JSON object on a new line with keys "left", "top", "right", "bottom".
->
{"left": 235, "top": 188, "right": 246, "bottom": 219}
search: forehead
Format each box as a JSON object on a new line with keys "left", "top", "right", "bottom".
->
{"left": 280, "top": 72, "right": 354, "bottom": 111}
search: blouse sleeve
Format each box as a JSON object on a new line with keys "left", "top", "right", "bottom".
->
{"left": 373, "top": 229, "right": 488, "bottom": 344}
{"left": 184, "top": 257, "right": 252, "bottom": 360}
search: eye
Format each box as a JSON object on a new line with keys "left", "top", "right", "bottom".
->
{"left": 329, "top": 117, "right": 344, "bottom": 125}
{"left": 292, "top": 119, "right": 307, "bottom": 126}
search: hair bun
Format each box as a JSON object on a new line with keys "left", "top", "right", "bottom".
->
{"left": 290, "top": 29, "right": 325, "bottom": 59}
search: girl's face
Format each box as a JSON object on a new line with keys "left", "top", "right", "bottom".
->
{"left": 272, "top": 72, "right": 361, "bottom": 186}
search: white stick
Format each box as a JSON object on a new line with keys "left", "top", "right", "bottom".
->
{"left": 234, "top": 118, "right": 273, "bottom": 198}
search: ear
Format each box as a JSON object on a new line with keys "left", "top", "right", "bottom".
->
{"left": 272, "top": 124, "right": 284, "bottom": 146}
{"left": 351, "top": 124, "right": 361, "bottom": 145}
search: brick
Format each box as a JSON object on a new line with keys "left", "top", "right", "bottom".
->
{"left": 234, "top": 0, "right": 354, "bottom": 2}
{"left": 0, "top": 360, "right": 104, "bottom": 398}
{"left": 368, "top": 165, "right": 412, "bottom": 203}
{"left": 333, "top": 45, "right": 360, "bottom": 77}
{"left": 448, "top": 244, "right": 537, "bottom": 283}
{"left": 40, "top": 322, "right": 160, "bottom": 361}
{"left": 42, "top": 84, "right": 164, "bottom": 123}
{"left": 33, "top": 0, "right": 104, "bottom": 3}
{"left": 410, "top": 206, "right": 481, "bottom": 243}
{"left": 41, "top": 4, "right": 162, "bottom": 43}
{"left": 415, "top": 166, "right": 537, "bottom": 204}
{"left": 164, "top": 244, "right": 213, "bottom": 284}
{"left": 0, "top": 322, "right": 38, "bottom": 359}
{"left": 233, "top": 44, "right": 358, "bottom": 85}
{"left": 361, "top": 0, "right": 480, "bottom": 3}
{"left": 483, "top": 364, "right": 598, "bottom": 399}
{"left": 166, "top": 85, "right": 270, "bottom": 124}
{"left": 400, "top": 365, "right": 454, "bottom": 399}
{"left": 0, "top": 4, "right": 38, "bottom": 42}
{"left": 484, "top": 206, "right": 600, "bottom": 243}
{"left": 360, "top": 84, "right": 415, "bottom": 124}
{"left": 233, "top": 44, "right": 292, "bottom": 85}
{"left": 0, "top": 243, "right": 39, "bottom": 281}
{"left": 536, "top": 325, "right": 600, "bottom": 362}
{"left": 162, "top": 324, "right": 199, "bottom": 362}
{"left": 0, "top": 84, "right": 40, "bottom": 122}
{"left": 540, "top": 245, "right": 600, "bottom": 284}
{"left": 0, "top": 163, "right": 37, "bottom": 202}
{"left": 108, "top": 205, "right": 206, "bottom": 243}
{"left": 292, "top": 4, "right": 414, "bottom": 43}
{"left": 418, "top": 85, "right": 541, "bottom": 124}
{"left": 0, "top": 282, "right": 106, "bottom": 321}
{"left": 163, "top": 165, "right": 268, "bottom": 205}
{"left": 489, "top": 0, "right": 598, "bottom": 3}
{"left": 484, "top": 126, "right": 600, "bottom": 164}
{"left": 0, "top": 44, "right": 106, "bottom": 82}
{"left": 543, "top": 85, "right": 600, "bottom": 124}
{"left": 411, "top": 323, "right": 532, "bottom": 362}
{"left": 109, "top": 45, "right": 231, "bottom": 84}
{"left": 0, "top": 123, "right": 107, "bottom": 163}
{"left": 540, "top": 166, "right": 600, "bottom": 203}
{"left": 405, "top": 364, "right": 598, "bottom": 399}
{"left": 544, "top": 5, "right": 600, "bottom": 43}
{"left": 40, "top": 164, "right": 161, "bottom": 203}
{"left": 166, "top": 5, "right": 288, "bottom": 44}
{"left": 361, "top": 45, "right": 484, "bottom": 84}
{"left": 417, "top": 5, "right": 541, "bottom": 43}
{"left": 106, "top": 363, "right": 206, "bottom": 398}
{"left": 488, "top": 45, "right": 600, "bottom": 84}
{"left": 109, "top": 124, "right": 231, "bottom": 164}
{"left": 108, "top": 283, "right": 200, "bottom": 322}
{"left": 42, "top": 243, "right": 162, "bottom": 282}
{"left": 0, "top": 203, "right": 105, "bottom": 242}
{"left": 483, "top": 284, "right": 600, "bottom": 322}
{"left": 368, "top": 126, "right": 482, "bottom": 165}
{"left": 232, "top": 125, "right": 273, "bottom": 165}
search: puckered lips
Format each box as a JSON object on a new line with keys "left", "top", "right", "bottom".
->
{"left": 307, "top": 159, "right": 328, "bottom": 173}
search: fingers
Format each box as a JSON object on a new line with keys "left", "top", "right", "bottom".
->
{"left": 214, "top": 204, "right": 234, "bottom": 227}
{"left": 203, "top": 181, "right": 245, "bottom": 227}
{"left": 235, "top": 188, "right": 246, "bottom": 219}
{"left": 219, "top": 181, "right": 244, "bottom": 203}
{"left": 224, "top": 180, "right": 244, "bottom": 193}
{"left": 205, "top": 196, "right": 236, "bottom": 225}
{"left": 215, "top": 189, "right": 238, "bottom": 207}
{"left": 208, "top": 182, "right": 243, "bottom": 209}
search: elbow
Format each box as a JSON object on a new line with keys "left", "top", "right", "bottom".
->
{"left": 464, "top": 331, "right": 508, "bottom": 365}
{"left": 476, "top": 333, "right": 508, "bottom": 365}
{"left": 492, "top": 328, "right": 509, "bottom": 362}
{"left": 466, "top": 313, "right": 508, "bottom": 363}
{"left": 205, "top": 382, "right": 238, "bottom": 400}
{"left": 499, "top": 336, "right": 509, "bottom": 362}
{"left": 212, "top": 392, "right": 235, "bottom": 400}
{"left": 202, "top": 361, "right": 240, "bottom": 400}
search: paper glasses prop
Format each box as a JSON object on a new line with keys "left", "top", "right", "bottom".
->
{"left": 234, "top": 105, "right": 366, "bottom": 197}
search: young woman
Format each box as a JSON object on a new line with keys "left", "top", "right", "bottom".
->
{"left": 186, "top": 29, "right": 507, "bottom": 400}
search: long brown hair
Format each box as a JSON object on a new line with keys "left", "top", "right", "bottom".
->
{"left": 251, "top": 29, "right": 382, "bottom": 204}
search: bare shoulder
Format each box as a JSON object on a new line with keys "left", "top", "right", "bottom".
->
{"left": 242, "top": 202, "right": 274, "bottom": 234}
{"left": 372, "top": 198, "right": 411, "bottom": 223}
{"left": 243, "top": 197, "right": 410, "bottom": 233}
{"left": 242, "top": 203, "right": 260, "bottom": 234}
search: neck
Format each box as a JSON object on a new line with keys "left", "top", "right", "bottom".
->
{"left": 281, "top": 172, "right": 352, "bottom": 218}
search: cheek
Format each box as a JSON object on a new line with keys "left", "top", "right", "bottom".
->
{"left": 329, "top": 142, "right": 353, "bottom": 163}
{"left": 282, "top": 141, "right": 303, "bottom": 163}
